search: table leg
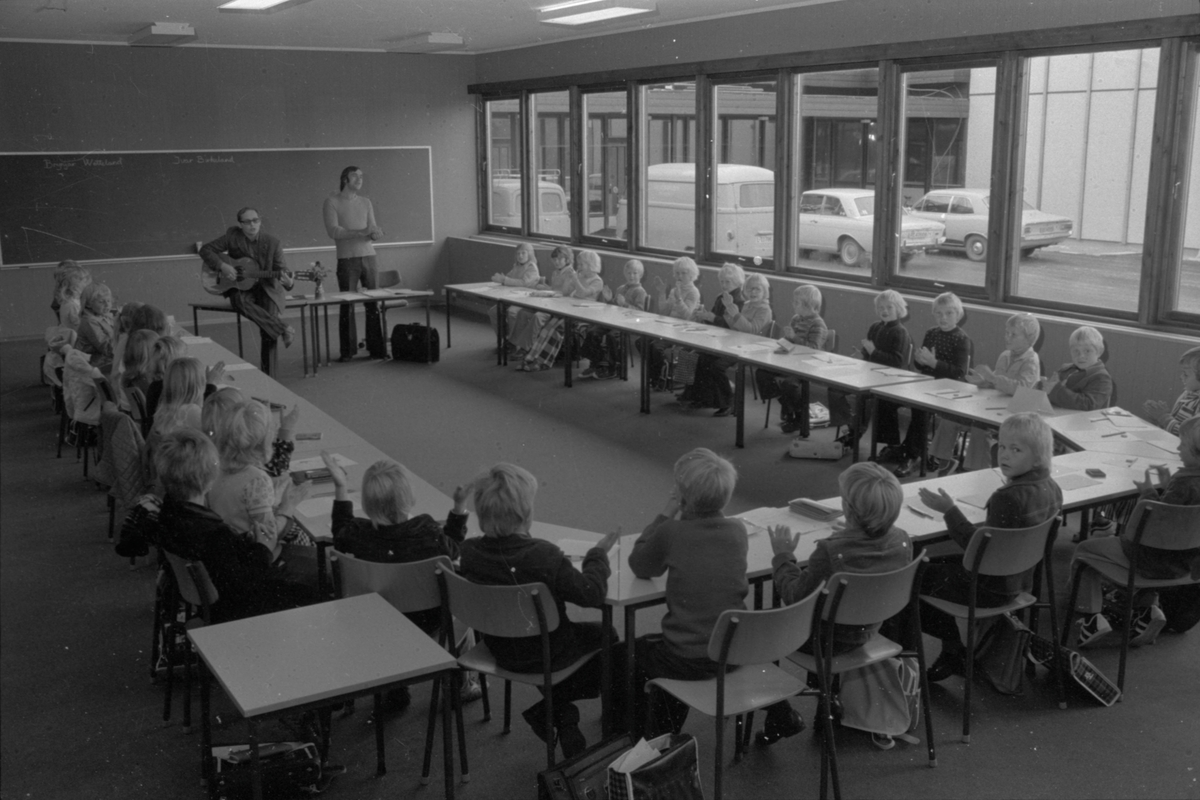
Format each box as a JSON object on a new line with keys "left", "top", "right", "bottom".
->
{"left": 425, "top": 300, "right": 432, "bottom": 363}
{"left": 300, "top": 306, "right": 309, "bottom": 378}
{"left": 564, "top": 319, "right": 574, "bottom": 388}
{"left": 870, "top": 398, "right": 881, "bottom": 462}
{"left": 235, "top": 313, "right": 245, "bottom": 359}
{"left": 375, "top": 692, "right": 387, "bottom": 776}
{"left": 735, "top": 363, "right": 745, "bottom": 448}
{"left": 624, "top": 606, "right": 638, "bottom": 736}
{"left": 445, "top": 288, "right": 453, "bottom": 349}
{"left": 639, "top": 336, "right": 651, "bottom": 414}
{"left": 442, "top": 672, "right": 456, "bottom": 800}
{"left": 919, "top": 422, "right": 929, "bottom": 477}
{"left": 248, "top": 718, "right": 263, "bottom": 800}
{"left": 601, "top": 607, "right": 613, "bottom": 737}
{"left": 199, "top": 660, "right": 212, "bottom": 787}
{"left": 799, "top": 380, "right": 811, "bottom": 438}
{"left": 310, "top": 307, "right": 319, "bottom": 376}
{"left": 192, "top": 307, "right": 200, "bottom": 337}
{"left": 498, "top": 303, "right": 509, "bottom": 367}
{"left": 322, "top": 307, "right": 332, "bottom": 367}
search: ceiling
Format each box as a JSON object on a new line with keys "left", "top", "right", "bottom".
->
{"left": 0, "top": 0, "right": 842, "bottom": 54}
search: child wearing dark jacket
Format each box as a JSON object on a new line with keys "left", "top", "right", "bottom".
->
{"left": 458, "top": 463, "right": 621, "bottom": 760}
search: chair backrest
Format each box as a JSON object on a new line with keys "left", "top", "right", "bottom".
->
{"left": 765, "top": 319, "right": 778, "bottom": 340}
{"left": 903, "top": 342, "right": 914, "bottom": 370}
{"left": 823, "top": 329, "right": 838, "bottom": 354}
{"left": 163, "top": 550, "right": 219, "bottom": 611}
{"left": 961, "top": 517, "right": 1059, "bottom": 577}
{"left": 330, "top": 551, "right": 452, "bottom": 614}
{"left": 1126, "top": 500, "right": 1200, "bottom": 551}
{"left": 94, "top": 374, "right": 117, "bottom": 404}
{"left": 707, "top": 584, "right": 823, "bottom": 666}
{"left": 821, "top": 557, "right": 925, "bottom": 627}
{"left": 377, "top": 269, "right": 403, "bottom": 289}
{"left": 642, "top": 293, "right": 652, "bottom": 311}
{"left": 438, "top": 569, "right": 561, "bottom": 638}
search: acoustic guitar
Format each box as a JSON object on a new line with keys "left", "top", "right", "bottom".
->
{"left": 200, "top": 254, "right": 319, "bottom": 295}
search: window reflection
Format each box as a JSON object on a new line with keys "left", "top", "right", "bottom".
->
{"left": 584, "top": 90, "right": 628, "bottom": 240}
{"left": 531, "top": 91, "right": 571, "bottom": 238}
{"left": 487, "top": 98, "right": 522, "bottom": 230}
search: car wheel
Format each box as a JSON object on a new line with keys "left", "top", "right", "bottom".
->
{"left": 1020, "top": 247, "right": 1036, "bottom": 258}
{"left": 899, "top": 251, "right": 915, "bottom": 268}
{"left": 839, "top": 238, "right": 863, "bottom": 267}
{"left": 965, "top": 234, "right": 987, "bottom": 262}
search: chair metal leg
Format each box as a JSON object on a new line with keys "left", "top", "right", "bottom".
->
{"left": 763, "top": 398, "right": 772, "bottom": 429}
{"left": 421, "top": 675, "right": 443, "bottom": 785}
{"left": 713, "top": 696, "right": 725, "bottom": 800}
{"left": 182, "top": 636, "right": 193, "bottom": 730}
{"left": 1117, "top": 587, "right": 1134, "bottom": 694}
{"left": 453, "top": 674, "right": 470, "bottom": 782}
{"left": 962, "top": 618, "right": 976, "bottom": 744}
{"left": 374, "top": 692, "right": 387, "bottom": 776}
{"left": 502, "top": 680, "right": 512, "bottom": 733}
{"left": 479, "top": 673, "right": 492, "bottom": 722}
{"left": 1061, "top": 564, "right": 1085, "bottom": 646}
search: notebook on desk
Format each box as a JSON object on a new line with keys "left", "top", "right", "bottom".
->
{"left": 1009, "top": 385, "right": 1055, "bottom": 414}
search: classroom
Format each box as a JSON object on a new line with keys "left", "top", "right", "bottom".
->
{"left": 2, "top": 1, "right": 1199, "bottom": 798}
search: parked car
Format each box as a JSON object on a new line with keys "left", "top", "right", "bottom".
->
{"left": 795, "top": 188, "right": 945, "bottom": 267}
{"left": 490, "top": 178, "right": 570, "bottom": 236}
{"left": 908, "top": 188, "right": 1074, "bottom": 261}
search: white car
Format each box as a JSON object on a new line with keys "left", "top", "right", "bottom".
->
{"left": 909, "top": 188, "right": 1074, "bottom": 261}
{"left": 796, "top": 188, "right": 945, "bottom": 267}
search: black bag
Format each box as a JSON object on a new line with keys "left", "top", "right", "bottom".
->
{"left": 538, "top": 734, "right": 633, "bottom": 800}
{"left": 211, "top": 741, "right": 322, "bottom": 800}
{"left": 390, "top": 323, "right": 440, "bottom": 363}
{"left": 974, "top": 613, "right": 1031, "bottom": 696}
{"left": 1160, "top": 583, "right": 1200, "bottom": 633}
{"left": 607, "top": 733, "right": 703, "bottom": 800}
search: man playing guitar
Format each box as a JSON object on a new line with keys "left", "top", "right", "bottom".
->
{"left": 200, "top": 206, "right": 296, "bottom": 375}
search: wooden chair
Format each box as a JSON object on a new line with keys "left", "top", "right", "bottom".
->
{"left": 330, "top": 552, "right": 469, "bottom": 784}
{"left": 436, "top": 568, "right": 602, "bottom": 771}
{"left": 646, "top": 585, "right": 823, "bottom": 800}
{"left": 1061, "top": 501, "right": 1200, "bottom": 693}
{"left": 788, "top": 558, "right": 935, "bottom": 800}
{"left": 161, "top": 551, "right": 219, "bottom": 730}
{"left": 919, "top": 518, "right": 1066, "bottom": 743}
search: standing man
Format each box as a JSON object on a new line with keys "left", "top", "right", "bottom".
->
{"left": 324, "top": 166, "right": 386, "bottom": 361}
{"left": 200, "top": 207, "right": 295, "bottom": 375}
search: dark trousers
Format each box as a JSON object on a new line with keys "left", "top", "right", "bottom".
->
{"left": 634, "top": 635, "right": 727, "bottom": 738}
{"left": 919, "top": 558, "right": 1014, "bottom": 647}
{"left": 691, "top": 355, "right": 735, "bottom": 408}
{"left": 336, "top": 256, "right": 384, "bottom": 359}
{"left": 523, "top": 622, "right": 625, "bottom": 725}
{"left": 225, "top": 286, "right": 285, "bottom": 374}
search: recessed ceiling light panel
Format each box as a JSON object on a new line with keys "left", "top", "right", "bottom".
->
{"left": 536, "top": 0, "right": 656, "bottom": 27}
{"left": 218, "top": 0, "right": 315, "bottom": 14}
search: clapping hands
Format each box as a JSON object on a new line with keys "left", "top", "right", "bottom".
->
{"left": 768, "top": 525, "right": 800, "bottom": 556}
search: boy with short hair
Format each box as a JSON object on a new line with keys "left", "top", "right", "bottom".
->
{"left": 1143, "top": 346, "right": 1200, "bottom": 435}
{"left": 581, "top": 258, "right": 647, "bottom": 379}
{"left": 918, "top": 413, "right": 1063, "bottom": 681}
{"left": 1041, "top": 325, "right": 1112, "bottom": 410}
{"left": 458, "top": 463, "right": 620, "bottom": 759}
{"left": 628, "top": 448, "right": 750, "bottom": 736}
{"left": 1070, "top": 415, "right": 1200, "bottom": 647}
{"left": 757, "top": 283, "right": 828, "bottom": 435}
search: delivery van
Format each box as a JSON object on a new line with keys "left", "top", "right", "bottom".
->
{"left": 490, "top": 177, "right": 571, "bottom": 236}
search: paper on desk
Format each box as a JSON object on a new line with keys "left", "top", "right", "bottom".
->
{"left": 736, "top": 507, "right": 826, "bottom": 534}
{"left": 181, "top": 336, "right": 212, "bottom": 345}
{"left": 570, "top": 301, "right": 607, "bottom": 308}
{"left": 296, "top": 494, "right": 361, "bottom": 518}
{"left": 1009, "top": 386, "right": 1055, "bottom": 414}
{"left": 326, "top": 292, "right": 367, "bottom": 301}
{"left": 557, "top": 539, "right": 598, "bottom": 560}
{"left": 1104, "top": 413, "right": 1152, "bottom": 429}
{"left": 729, "top": 342, "right": 777, "bottom": 354}
{"left": 926, "top": 389, "right": 975, "bottom": 400}
{"left": 1054, "top": 472, "right": 1102, "bottom": 492}
{"left": 875, "top": 368, "right": 915, "bottom": 377}
{"left": 222, "top": 362, "right": 257, "bottom": 371}
{"left": 289, "top": 453, "right": 356, "bottom": 471}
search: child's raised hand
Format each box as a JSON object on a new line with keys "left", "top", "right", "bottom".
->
{"left": 915, "top": 346, "right": 936, "bottom": 367}
{"left": 320, "top": 451, "right": 348, "bottom": 488}
{"left": 452, "top": 484, "right": 469, "bottom": 514}
{"left": 205, "top": 360, "right": 226, "bottom": 385}
{"left": 861, "top": 339, "right": 876, "bottom": 356}
{"left": 491, "top": 272, "right": 506, "bottom": 284}
{"left": 1142, "top": 399, "right": 1168, "bottom": 423}
{"left": 602, "top": 285, "right": 614, "bottom": 303}
{"left": 661, "top": 487, "right": 682, "bottom": 519}
{"left": 596, "top": 527, "right": 622, "bottom": 553}
{"left": 918, "top": 487, "right": 955, "bottom": 514}
{"left": 280, "top": 404, "right": 301, "bottom": 438}
{"left": 781, "top": 325, "right": 796, "bottom": 341}
{"left": 768, "top": 525, "right": 800, "bottom": 556}
{"left": 651, "top": 275, "right": 666, "bottom": 294}
{"left": 279, "top": 478, "right": 311, "bottom": 515}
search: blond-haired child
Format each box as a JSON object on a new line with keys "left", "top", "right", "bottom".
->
{"left": 1143, "top": 346, "right": 1200, "bottom": 435}
{"left": 581, "top": 259, "right": 647, "bottom": 379}
{"left": 488, "top": 242, "right": 542, "bottom": 341}
{"left": 1040, "top": 325, "right": 1112, "bottom": 410}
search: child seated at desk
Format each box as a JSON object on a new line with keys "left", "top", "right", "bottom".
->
{"left": 765, "top": 462, "right": 912, "bottom": 746}
{"left": 143, "top": 336, "right": 186, "bottom": 420}
{"left": 154, "top": 428, "right": 316, "bottom": 623}
{"left": 202, "top": 386, "right": 298, "bottom": 479}
{"left": 917, "top": 412, "right": 1063, "bottom": 682}
{"left": 458, "top": 463, "right": 621, "bottom": 758}
{"left": 1142, "top": 346, "right": 1200, "bottom": 435}
{"left": 488, "top": 242, "right": 541, "bottom": 342}
{"left": 117, "top": 328, "right": 159, "bottom": 421}
{"left": 1070, "top": 415, "right": 1200, "bottom": 647}
{"left": 508, "top": 245, "right": 572, "bottom": 354}
{"left": 690, "top": 272, "right": 772, "bottom": 416}
{"left": 893, "top": 292, "right": 973, "bottom": 478}
{"left": 628, "top": 448, "right": 750, "bottom": 737}
{"left": 929, "top": 312, "right": 1042, "bottom": 473}
{"left": 518, "top": 248, "right": 604, "bottom": 372}
{"left": 678, "top": 263, "right": 745, "bottom": 412}
{"left": 829, "top": 290, "right": 913, "bottom": 450}
{"left": 580, "top": 258, "right": 647, "bottom": 380}
{"left": 1039, "top": 325, "right": 1112, "bottom": 411}
{"left": 642, "top": 257, "right": 702, "bottom": 390}
{"left": 756, "top": 283, "right": 828, "bottom": 435}
{"left": 76, "top": 283, "right": 116, "bottom": 373}
{"left": 51, "top": 261, "right": 90, "bottom": 329}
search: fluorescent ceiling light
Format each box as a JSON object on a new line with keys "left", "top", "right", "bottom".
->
{"left": 386, "top": 32, "right": 466, "bottom": 53}
{"left": 129, "top": 22, "right": 197, "bottom": 46}
{"left": 537, "top": 0, "right": 656, "bottom": 26}
{"left": 218, "top": 0, "right": 315, "bottom": 14}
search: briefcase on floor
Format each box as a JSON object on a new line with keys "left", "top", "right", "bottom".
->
{"left": 538, "top": 734, "right": 633, "bottom": 800}
{"left": 390, "top": 323, "right": 440, "bottom": 363}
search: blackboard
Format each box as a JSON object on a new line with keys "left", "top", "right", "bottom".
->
{"left": 0, "top": 146, "right": 434, "bottom": 266}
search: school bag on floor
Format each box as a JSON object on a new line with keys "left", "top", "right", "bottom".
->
{"left": 837, "top": 656, "right": 922, "bottom": 743}
{"left": 390, "top": 323, "right": 440, "bottom": 363}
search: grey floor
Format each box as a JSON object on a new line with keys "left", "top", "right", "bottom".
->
{"left": 1, "top": 306, "right": 1197, "bottom": 800}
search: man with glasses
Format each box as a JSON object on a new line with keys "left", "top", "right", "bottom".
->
{"left": 200, "top": 206, "right": 295, "bottom": 375}
{"left": 323, "top": 166, "right": 386, "bottom": 361}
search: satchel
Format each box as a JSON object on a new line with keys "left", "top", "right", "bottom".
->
{"left": 838, "top": 657, "right": 921, "bottom": 741}
{"left": 390, "top": 323, "right": 440, "bottom": 363}
{"left": 787, "top": 437, "right": 844, "bottom": 460}
{"left": 974, "top": 613, "right": 1031, "bottom": 696}
{"left": 608, "top": 733, "right": 703, "bottom": 800}
{"left": 1028, "top": 633, "right": 1121, "bottom": 706}
{"left": 537, "top": 734, "right": 633, "bottom": 800}
{"left": 210, "top": 741, "right": 323, "bottom": 799}
{"left": 671, "top": 349, "right": 700, "bottom": 386}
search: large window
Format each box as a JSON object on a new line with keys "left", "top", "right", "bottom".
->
{"left": 638, "top": 81, "right": 698, "bottom": 252}
{"left": 583, "top": 90, "right": 628, "bottom": 241}
{"left": 1010, "top": 48, "right": 1159, "bottom": 316}
{"left": 895, "top": 64, "right": 995, "bottom": 289}
{"left": 789, "top": 67, "right": 881, "bottom": 278}
{"left": 486, "top": 98, "right": 522, "bottom": 231}
{"left": 1171, "top": 48, "right": 1200, "bottom": 317}
{"left": 713, "top": 78, "right": 777, "bottom": 264}
{"left": 530, "top": 91, "right": 571, "bottom": 238}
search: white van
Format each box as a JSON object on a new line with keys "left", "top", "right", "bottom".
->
{"left": 617, "top": 163, "right": 775, "bottom": 258}
{"left": 490, "top": 178, "right": 571, "bottom": 236}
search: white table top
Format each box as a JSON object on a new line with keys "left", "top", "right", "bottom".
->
{"left": 869, "top": 377, "right": 1079, "bottom": 428}
{"left": 189, "top": 593, "right": 456, "bottom": 718}
{"left": 1047, "top": 407, "right": 1182, "bottom": 460}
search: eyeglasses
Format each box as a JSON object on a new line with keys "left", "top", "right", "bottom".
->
{"left": 240, "top": 217, "right": 261, "bottom": 224}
